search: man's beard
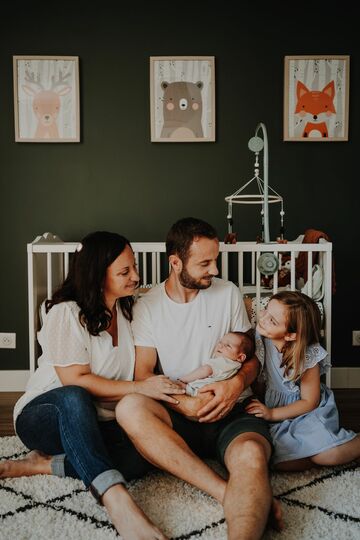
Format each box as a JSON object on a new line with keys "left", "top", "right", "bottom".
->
{"left": 179, "top": 266, "right": 213, "bottom": 290}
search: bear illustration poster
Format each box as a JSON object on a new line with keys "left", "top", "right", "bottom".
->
{"left": 284, "top": 55, "right": 349, "bottom": 142}
{"left": 150, "top": 56, "right": 215, "bottom": 142}
{"left": 13, "top": 56, "right": 80, "bottom": 143}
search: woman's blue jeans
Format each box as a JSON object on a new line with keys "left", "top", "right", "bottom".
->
{"left": 15, "top": 386, "right": 153, "bottom": 500}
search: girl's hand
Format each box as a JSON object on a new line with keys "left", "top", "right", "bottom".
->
{"left": 134, "top": 375, "right": 185, "bottom": 404}
{"left": 245, "top": 398, "right": 274, "bottom": 421}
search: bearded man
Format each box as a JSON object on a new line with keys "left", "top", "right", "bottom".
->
{"left": 115, "top": 217, "right": 282, "bottom": 540}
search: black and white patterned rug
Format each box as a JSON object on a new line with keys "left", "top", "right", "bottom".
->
{"left": 1, "top": 436, "right": 359, "bottom": 539}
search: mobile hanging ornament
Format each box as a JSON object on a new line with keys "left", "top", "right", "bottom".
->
{"left": 224, "top": 123, "right": 285, "bottom": 244}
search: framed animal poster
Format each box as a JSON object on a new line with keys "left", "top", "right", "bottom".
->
{"left": 284, "top": 55, "right": 350, "bottom": 142}
{"left": 13, "top": 55, "right": 80, "bottom": 142}
{"left": 150, "top": 56, "right": 215, "bottom": 142}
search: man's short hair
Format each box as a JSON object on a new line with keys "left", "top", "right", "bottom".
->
{"left": 166, "top": 217, "right": 218, "bottom": 263}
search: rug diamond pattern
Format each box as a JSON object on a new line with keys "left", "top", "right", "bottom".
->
{"left": 1, "top": 437, "right": 359, "bottom": 539}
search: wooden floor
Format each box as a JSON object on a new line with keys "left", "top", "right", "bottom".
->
{"left": 0, "top": 390, "right": 359, "bottom": 437}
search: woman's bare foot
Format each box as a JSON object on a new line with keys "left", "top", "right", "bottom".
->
{"left": 268, "top": 497, "right": 284, "bottom": 531}
{"left": 0, "top": 450, "right": 52, "bottom": 478}
{"left": 102, "top": 484, "right": 167, "bottom": 540}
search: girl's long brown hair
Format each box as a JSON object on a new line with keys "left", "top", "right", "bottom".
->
{"left": 271, "top": 291, "right": 321, "bottom": 381}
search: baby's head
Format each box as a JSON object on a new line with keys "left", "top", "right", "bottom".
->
{"left": 214, "top": 331, "right": 255, "bottom": 362}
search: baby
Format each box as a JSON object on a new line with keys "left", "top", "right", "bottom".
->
{"left": 179, "top": 331, "right": 255, "bottom": 396}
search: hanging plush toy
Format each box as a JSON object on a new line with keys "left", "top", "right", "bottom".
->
{"left": 261, "top": 254, "right": 291, "bottom": 288}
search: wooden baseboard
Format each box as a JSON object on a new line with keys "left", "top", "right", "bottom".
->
{"left": 0, "top": 371, "right": 30, "bottom": 391}
{"left": 330, "top": 368, "right": 360, "bottom": 388}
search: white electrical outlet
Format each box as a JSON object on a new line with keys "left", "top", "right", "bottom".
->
{"left": 0, "top": 333, "right": 16, "bottom": 349}
{"left": 352, "top": 330, "right": 360, "bottom": 347}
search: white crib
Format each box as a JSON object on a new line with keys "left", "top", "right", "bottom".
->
{"left": 27, "top": 233, "right": 333, "bottom": 385}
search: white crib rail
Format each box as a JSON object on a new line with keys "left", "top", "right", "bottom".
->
{"left": 28, "top": 234, "right": 332, "bottom": 386}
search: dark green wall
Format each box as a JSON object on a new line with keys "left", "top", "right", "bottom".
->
{"left": 0, "top": 5, "right": 359, "bottom": 370}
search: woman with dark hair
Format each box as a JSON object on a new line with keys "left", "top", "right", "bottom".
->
{"left": 1, "top": 231, "right": 184, "bottom": 540}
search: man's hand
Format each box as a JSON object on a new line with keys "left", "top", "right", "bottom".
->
{"left": 196, "top": 373, "right": 246, "bottom": 423}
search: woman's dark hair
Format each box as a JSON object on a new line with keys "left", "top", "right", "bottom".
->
{"left": 46, "top": 231, "right": 135, "bottom": 336}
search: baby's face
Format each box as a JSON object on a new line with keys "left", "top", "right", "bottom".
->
{"left": 214, "top": 333, "right": 243, "bottom": 361}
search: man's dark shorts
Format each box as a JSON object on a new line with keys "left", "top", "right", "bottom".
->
{"left": 166, "top": 401, "right": 272, "bottom": 466}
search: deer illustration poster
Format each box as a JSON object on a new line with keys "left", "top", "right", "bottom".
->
{"left": 13, "top": 56, "right": 80, "bottom": 142}
{"left": 284, "top": 55, "right": 349, "bottom": 142}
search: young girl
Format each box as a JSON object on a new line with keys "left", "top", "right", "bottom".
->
{"left": 246, "top": 291, "right": 359, "bottom": 471}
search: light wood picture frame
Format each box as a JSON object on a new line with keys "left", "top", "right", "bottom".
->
{"left": 150, "top": 56, "right": 215, "bottom": 142}
{"left": 284, "top": 55, "right": 349, "bottom": 142}
{"left": 13, "top": 55, "right": 80, "bottom": 142}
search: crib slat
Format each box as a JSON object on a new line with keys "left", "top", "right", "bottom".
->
{"left": 324, "top": 249, "right": 332, "bottom": 387}
{"left": 156, "top": 252, "right": 161, "bottom": 283}
{"left": 151, "top": 253, "right": 156, "bottom": 286}
{"left": 142, "top": 253, "right": 147, "bottom": 286}
{"left": 256, "top": 252, "right": 261, "bottom": 321}
{"left": 221, "top": 252, "right": 228, "bottom": 280}
{"left": 238, "top": 252, "right": 243, "bottom": 293}
{"left": 28, "top": 248, "right": 36, "bottom": 373}
{"left": 273, "top": 251, "right": 278, "bottom": 294}
{"left": 251, "top": 252, "right": 255, "bottom": 284}
{"left": 307, "top": 253, "right": 313, "bottom": 297}
{"left": 290, "top": 252, "right": 296, "bottom": 290}
{"left": 47, "top": 253, "right": 52, "bottom": 299}
{"left": 64, "top": 252, "right": 69, "bottom": 277}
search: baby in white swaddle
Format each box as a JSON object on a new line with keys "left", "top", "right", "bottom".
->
{"left": 179, "top": 331, "right": 254, "bottom": 396}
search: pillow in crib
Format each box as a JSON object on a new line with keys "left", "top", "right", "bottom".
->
{"left": 301, "top": 264, "right": 324, "bottom": 301}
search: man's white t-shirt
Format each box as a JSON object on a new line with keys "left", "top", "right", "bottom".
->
{"left": 132, "top": 278, "right": 253, "bottom": 400}
{"left": 14, "top": 301, "right": 135, "bottom": 425}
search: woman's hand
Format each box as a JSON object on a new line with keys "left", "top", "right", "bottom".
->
{"left": 245, "top": 398, "right": 273, "bottom": 421}
{"left": 134, "top": 375, "right": 185, "bottom": 404}
{"left": 167, "top": 391, "right": 214, "bottom": 420}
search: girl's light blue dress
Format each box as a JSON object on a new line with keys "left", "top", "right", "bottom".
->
{"left": 256, "top": 335, "right": 357, "bottom": 464}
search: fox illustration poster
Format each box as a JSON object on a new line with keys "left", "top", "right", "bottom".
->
{"left": 284, "top": 56, "right": 349, "bottom": 141}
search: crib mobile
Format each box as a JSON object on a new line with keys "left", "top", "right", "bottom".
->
{"left": 224, "top": 122, "right": 285, "bottom": 277}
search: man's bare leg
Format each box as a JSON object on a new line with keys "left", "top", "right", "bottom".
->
{"left": 223, "top": 433, "right": 280, "bottom": 540}
{"left": 116, "top": 394, "right": 226, "bottom": 503}
{"left": 0, "top": 450, "right": 52, "bottom": 478}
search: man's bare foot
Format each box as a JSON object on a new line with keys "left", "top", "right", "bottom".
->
{"left": 0, "top": 450, "right": 52, "bottom": 478}
{"left": 103, "top": 484, "right": 167, "bottom": 540}
{"left": 268, "top": 497, "right": 284, "bottom": 531}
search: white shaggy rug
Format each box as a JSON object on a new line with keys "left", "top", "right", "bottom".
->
{"left": 1, "top": 436, "right": 359, "bottom": 539}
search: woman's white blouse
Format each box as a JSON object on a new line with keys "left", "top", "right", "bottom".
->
{"left": 14, "top": 301, "right": 135, "bottom": 423}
